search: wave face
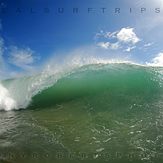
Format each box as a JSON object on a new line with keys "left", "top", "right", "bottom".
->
{"left": 0, "top": 62, "right": 163, "bottom": 111}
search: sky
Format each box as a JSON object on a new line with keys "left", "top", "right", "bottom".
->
{"left": 1, "top": 0, "right": 163, "bottom": 79}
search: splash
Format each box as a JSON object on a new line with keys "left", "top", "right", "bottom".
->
{"left": 0, "top": 84, "right": 17, "bottom": 111}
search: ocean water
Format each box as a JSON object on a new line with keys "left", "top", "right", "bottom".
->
{"left": 0, "top": 63, "right": 163, "bottom": 163}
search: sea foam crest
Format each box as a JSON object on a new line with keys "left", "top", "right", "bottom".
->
{"left": 0, "top": 84, "right": 17, "bottom": 111}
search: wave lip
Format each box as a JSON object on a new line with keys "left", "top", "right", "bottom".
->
{"left": 0, "top": 84, "right": 17, "bottom": 111}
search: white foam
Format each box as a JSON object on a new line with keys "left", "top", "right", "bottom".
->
{"left": 0, "top": 84, "right": 17, "bottom": 111}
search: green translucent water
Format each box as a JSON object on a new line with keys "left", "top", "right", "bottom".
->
{"left": 0, "top": 64, "right": 163, "bottom": 163}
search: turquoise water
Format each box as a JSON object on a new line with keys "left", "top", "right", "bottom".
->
{"left": 0, "top": 63, "right": 163, "bottom": 163}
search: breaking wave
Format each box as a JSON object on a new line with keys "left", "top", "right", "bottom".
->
{"left": 0, "top": 56, "right": 163, "bottom": 111}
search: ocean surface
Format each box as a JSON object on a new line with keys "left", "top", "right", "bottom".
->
{"left": 0, "top": 63, "right": 163, "bottom": 163}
